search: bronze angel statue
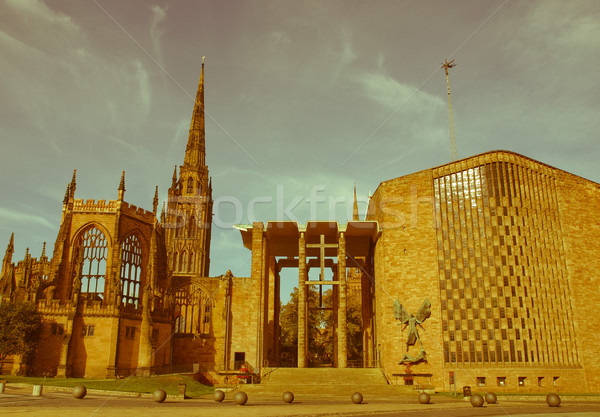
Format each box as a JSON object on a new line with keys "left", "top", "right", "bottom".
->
{"left": 394, "top": 298, "right": 431, "bottom": 363}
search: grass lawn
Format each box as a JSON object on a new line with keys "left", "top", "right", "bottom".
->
{"left": 1, "top": 374, "right": 214, "bottom": 397}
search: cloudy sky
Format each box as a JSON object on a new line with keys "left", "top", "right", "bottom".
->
{"left": 1, "top": 0, "right": 599, "bottom": 300}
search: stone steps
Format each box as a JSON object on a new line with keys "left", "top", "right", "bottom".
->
{"left": 238, "top": 367, "right": 417, "bottom": 399}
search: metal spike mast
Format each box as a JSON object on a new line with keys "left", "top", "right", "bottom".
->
{"left": 442, "top": 59, "right": 458, "bottom": 161}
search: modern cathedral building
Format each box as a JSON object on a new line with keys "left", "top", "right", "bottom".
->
{"left": 1, "top": 64, "right": 599, "bottom": 393}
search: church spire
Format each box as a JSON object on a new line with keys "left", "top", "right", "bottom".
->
{"left": 352, "top": 183, "right": 360, "bottom": 221}
{"left": 184, "top": 57, "right": 206, "bottom": 168}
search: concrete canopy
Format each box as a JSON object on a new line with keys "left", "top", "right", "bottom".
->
{"left": 234, "top": 221, "right": 380, "bottom": 259}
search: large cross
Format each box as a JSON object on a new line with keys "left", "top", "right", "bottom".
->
{"left": 306, "top": 234, "right": 338, "bottom": 308}
{"left": 306, "top": 234, "right": 338, "bottom": 282}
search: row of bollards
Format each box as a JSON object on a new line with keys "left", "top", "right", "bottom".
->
{"left": 467, "top": 391, "right": 560, "bottom": 408}
{"left": 13, "top": 383, "right": 562, "bottom": 408}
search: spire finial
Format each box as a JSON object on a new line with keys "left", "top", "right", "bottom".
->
{"left": 41, "top": 241, "right": 46, "bottom": 258}
{"left": 160, "top": 201, "right": 166, "bottom": 224}
{"left": 184, "top": 61, "right": 206, "bottom": 167}
{"left": 352, "top": 183, "right": 360, "bottom": 221}
{"left": 118, "top": 170, "right": 126, "bottom": 200}
{"left": 172, "top": 165, "right": 178, "bottom": 188}
{"left": 25, "top": 247, "right": 29, "bottom": 258}
{"left": 153, "top": 186, "right": 159, "bottom": 213}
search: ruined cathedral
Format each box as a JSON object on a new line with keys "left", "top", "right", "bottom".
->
{"left": 2, "top": 62, "right": 600, "bottom": 394}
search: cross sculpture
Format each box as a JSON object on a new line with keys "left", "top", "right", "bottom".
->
{"left": 394, "top": 298, "right": 431, "bottom": 364}
{"left": 306, "top": 234, "right": 338, "bottom": 308}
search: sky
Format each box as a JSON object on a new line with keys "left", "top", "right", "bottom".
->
{"left": 1, "top": 0, "right": 599, "bottom": 302}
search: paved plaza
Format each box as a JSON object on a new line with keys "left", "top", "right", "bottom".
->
{"left": 2, "top": 384, "right": 600, "bottom": 417}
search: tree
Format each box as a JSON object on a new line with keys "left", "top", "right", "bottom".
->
{"left": 0, "top": 302, "right": 43, "bottom": 369}
{"left": 279, "top": 285, "right": 363, "bottom": 366}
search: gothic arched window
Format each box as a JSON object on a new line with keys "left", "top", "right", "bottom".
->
{"left": 77, "top": 227, "right": 108, "bottom": 301}
{"left": 173, "top": 251, "right": 179, "bottom": 271}
{"left": 187, "top": 178, "right": 194, "bottom": 194}
{"left": 188, "top": 213, "right": 196, "bottom": 238}
{"left": 120, "top": 234, "right": 142, "bottom": 306}
{"left": 173, "top": 284, "right": 211, "bottom": 334}
{"left": 180, "top": 251, "right": 188, "bottom": 272}
{"left": 189, "top": 252, "right": 194, "bottom": 273}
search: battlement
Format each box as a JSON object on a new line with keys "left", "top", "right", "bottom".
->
{"left": 72, "top": 199, "right": 119, "bottom": 213}
{"left": 37, "top": 299, "right": 75, "bottom": 315}
{"left": 69, "top": 199, "right": 156, "bottom": 223}
{"left": 121, "top": 202, "right": 156, "bottom": 223}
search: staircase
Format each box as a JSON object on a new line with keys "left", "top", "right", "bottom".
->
{"left": 239, "top": 368, "right": 416, "bottom": 399}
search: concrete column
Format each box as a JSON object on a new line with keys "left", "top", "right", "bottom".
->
{"left": 298, "top": 232, "right": 307, "bottom": 368}
{"left": 337, "top": 232, "right": 347, "bottom": 368}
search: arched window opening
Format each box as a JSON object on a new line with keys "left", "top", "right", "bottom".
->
{"left": 173, "top": 284, "right": 211, "bottom": 334}
{"left": 187, "top": 178, "right": 194, "bottom": 194}
{"left": 173, "top": 251, "right": 179, "bottom": 271}
{"left": 77, "top": 227, "right": 108, "bottom": 302}
{"left": 189, "top": 252, "right": 194, "bottom": 273}
{"left": 180, "top": 251, "right": 188, "bottom": 272}
{"left": 120, "top": 234, "right": 142, "bottom": 306}
{"left": 188, "top": 213, "right": 196, "bottom": 238}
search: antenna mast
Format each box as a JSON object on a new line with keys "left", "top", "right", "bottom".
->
{"left": 442, "top": 58, "right": 458, "bottom": 161}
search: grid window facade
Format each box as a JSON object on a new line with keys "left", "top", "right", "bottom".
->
{"left": 434, "top": 155, "right": 578, "bottom": 367}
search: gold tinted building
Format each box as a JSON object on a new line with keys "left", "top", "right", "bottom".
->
{"left": 369, "top": 150, "right": 600, "bottom": 392}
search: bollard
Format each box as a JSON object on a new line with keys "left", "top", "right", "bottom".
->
{"left": 178, "top": 383, "right": 186, "bottom": 399}
{"left": 32, "top": 384, "right": 43, "bottom": 397}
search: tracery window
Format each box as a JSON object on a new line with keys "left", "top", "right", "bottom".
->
{"left": 77, "top": 227, "right": 107, "bottom": 301}
{"left": 173, "top": 284, "right": 211, "bottom": 334}
{"left": 188, "top": 213, "right": 196, "bottom": 238}
{"left": 189, "top": 252, "right": 194, "bottom": 273}
{"left": 120, "top": 234, "right": 142, "bottom": 306}
{"left": 180, "top": 251, "right": 188, "bottom": 272}
{"left": 187, "top": 178, "right": 194, "bottom": 194}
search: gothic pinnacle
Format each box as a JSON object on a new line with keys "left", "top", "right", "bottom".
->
{"left": 153, "top": 186, "right": 159, "bottom": 213}
{"left": 70, "top": 169, "right": 77, "bottom": 197}
{"left": 64, "top": 183, "right": 71, "bottom": 204}
{"left": 172, "top": 165, "right": 177, "bottom": 188}
{"left": 7, "top": 232, "right": 14, "bottom": 253}
{"left": 160, "top": 201, "right": 166, "bottom": 224}
{"left": 118, "top": 170, "right": 126, "bottom": 200}
{"left": 41, "top": 241, "right": 47, "bottom": 258}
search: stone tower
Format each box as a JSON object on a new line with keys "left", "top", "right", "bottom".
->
{"left": 165, "top": 59, "right": 213, "bottom": 278}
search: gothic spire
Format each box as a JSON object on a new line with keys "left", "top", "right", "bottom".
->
{"left": 41, "top": 241, "right": 46, "bottom": 259}
{"left": 184, "top": 57, "right": 206, "bottom": 168}
{"left": 172, "top": 165, "right": 178, "bottom": 188}
{"left": 352, "top": 183, "right": 360, "bottom": 221}
{"left": 118, "top": 170, "right": 126, "bottom": 200}
{"left": 160, "top": 201, "right": 166, "bottom": 224}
